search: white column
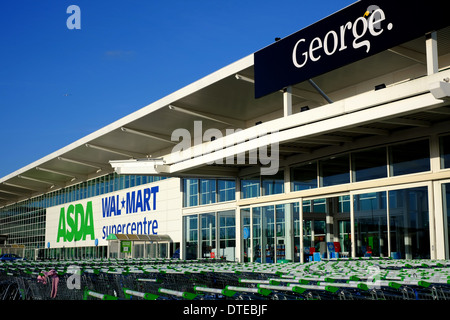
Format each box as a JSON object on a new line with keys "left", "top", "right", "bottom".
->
{"left": 283, "top": 86, "right": 292, "bottom": 117}
{"left": 426, "top": 31, "right": 438, "bottom": 76}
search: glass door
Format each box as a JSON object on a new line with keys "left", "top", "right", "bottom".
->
{"left": 200, "top": 213, "right": 216, "bottom": 259}
{"left": 262, "top": 205, "right": 275, "bottom": 263}
{"left": 184, "top": 215, "right": 198, "bottom": 260}
{"left": 302, "top": 196, "right": 351, "bottom": 260}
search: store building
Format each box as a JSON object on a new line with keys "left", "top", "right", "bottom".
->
{"left": 1, "top": 0, "right": 450, "bottom": 262}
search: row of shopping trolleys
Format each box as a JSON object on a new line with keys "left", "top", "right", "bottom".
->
{"left": 3, "top": 258, "right": 450, "bottom": 300}
{"left": 84, "top": 260, "right": 450, "bottom": 300}
{"left": 84, "top": 273, "right": 450, "bottom": 301}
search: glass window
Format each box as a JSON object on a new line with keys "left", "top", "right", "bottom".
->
{"left": 241, "top": 176, "right": 260, "bottom": 199}
{"left": 354, "top": 192, "right": 388, "bottom": 257}
{"left": 389, "top": 186, "right": 430, "bottom": 259}
{"left": 302, "top": 220, "right": 313, "bottom": 256}
{"left": 262, "top": 170, "right": 284, "bottom": 196}
{"left": 200, "top": 213, "right": 216, "bottom": 259}
{"left": 338, "top": 195, "right": 351, "bottom": 213}
{"left": 319, "top": 155, "right": 350, "bottom": 187}
{"left": 200, "top": 179, "right": 216, "bottom": 205}
{"left": 292, "top": 202, "right": 301, "bottom": 262}
{"left": 184, "top": 215, "right": 198, "bottom": 260}
{"left": 218, "top": 210, "right": 235, "bottom": 261}
{"left": 252, "top": 207, "right": 262, "bottom": 262}
{"left": 218, "top": 179, "right": 235, "bottom": 202}
{"left": 442, "top": 183, "right": 450, "bottom": 258}
{"left": 303, "top": 198, "right": 327, "bottom": 214}
{"left": 352, "top": 147, "right": 387, "bottom": 182}
{"left": 275, "top": 204, "right": 285, "bottom": 238}
{"left": 291, "top": 162, "right": 317, "bottom": 191}
{"left": 183, "top": 179, "right": 198, "bottom": 207}
{"left": 275, "top": 204, "right": 287, "bottom": 262}
{"left": 390, "top": 139, "right": 430, "bottom": 176}
{"left": 262, "top": 205, "right": 275, "bottom": 263}
{"left": 440, "top": 134, "right": 450, "bottom": 169}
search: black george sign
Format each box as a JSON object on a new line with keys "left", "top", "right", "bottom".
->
{"left": 254, "top": 0, "right": 448, "bottom": 98}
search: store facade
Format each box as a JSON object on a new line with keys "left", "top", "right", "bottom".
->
{"left": 1, "top": 0, "right": 450, "bottom": 263}
{"left": 179, "top": 131, "right": 450, "bottom": 262}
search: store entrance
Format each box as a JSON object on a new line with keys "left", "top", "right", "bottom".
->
{"left": 301, "top": 196, "right": 350, "bottom": 262}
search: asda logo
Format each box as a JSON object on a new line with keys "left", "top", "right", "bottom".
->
{"left": 57, "top": 201, "right": 95, "bottom": 243}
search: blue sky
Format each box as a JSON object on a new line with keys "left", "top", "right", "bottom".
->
{"left": 0, "top": 0, "right": 354, "bottom": 178}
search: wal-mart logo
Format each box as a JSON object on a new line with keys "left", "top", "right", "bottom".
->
{"left": 101, "top": 186, "right": 159, "bottom": 218}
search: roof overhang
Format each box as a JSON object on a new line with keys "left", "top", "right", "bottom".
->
{"left": 108, "top": 77, "right": 450, "bottom": 176}
{"left": 1, "top": 19, "right": 450, "bottom": 207}
{"left": 106, "top": 234, "right": 172, "bottom": 242}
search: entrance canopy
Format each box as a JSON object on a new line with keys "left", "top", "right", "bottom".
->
{"left": 106, "top": 234, "right": 172, "bottom": 259}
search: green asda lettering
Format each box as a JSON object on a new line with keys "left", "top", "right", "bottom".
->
{"left": 57, "top": 201, "right": 95, "bottom": 242}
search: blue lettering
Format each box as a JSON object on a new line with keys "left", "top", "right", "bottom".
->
{"left": 102, "top": 197, "right": 111, "bottom": 218}
{"left": 147, "top": 219, "right": 152, "bottom": 234}
{"left": 144, "top": 188, "right": 151, "bottom": 211}
{"left": 102, "top": 217, "right": 160, "bottom": 238}
{"left": 151, "top": 186, "right": 159, "bottom": 210}
{"left": 110, "top": 195, "right": 116, "bottom": 216}
{"left": 115, "top": 195, "right": 122, "bottom": 216}
{"left": 135, "top": 190, "right": 143, "bottom": 213}
{"left": 152, "top": 220, "right": 158, "bottom": 234}
{"left": 143, "top": 217, "right": 147, "bottom": 234}
{"left": 126, "top": 191, "right": 135, "bottom": 214}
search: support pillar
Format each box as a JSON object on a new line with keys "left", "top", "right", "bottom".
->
{"left": 426, "top": 31, "right": 438, "bottom": 75}
{"left": 283, "top": 86, "right": 292, "bottom": 117}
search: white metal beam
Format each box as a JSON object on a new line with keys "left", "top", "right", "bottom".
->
{"left": 120, "top": 127, "right": 176, "bottom": 144}
{"left": 388, "top": 45, "right": 426, "bottom": 64}
{"left": 85, "top": 143, "right": 148, "bottom": 159}
{"left": 57, "top": 156, "right": 106, "bottom": 172}
{"left": 235, "top": 74, "right": 254, "bottom": 83}
{"left": 2, "top": 182, "right": 38, "bottom": 192}
{"left": 0, "top": 188, "right": 30, "bottom": 197}
{"left": 35, "top": 167, "right": 87, "bottom": 181}
{"left": 235, "top": 73, "right": 327, "bottom": 103}
{"left": 168, "top": 105, "right": 245, "bottom": 128}
{"left": 17, "top": 175, "right": 63, "bottom": 188}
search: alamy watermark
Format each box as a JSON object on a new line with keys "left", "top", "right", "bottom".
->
{"left": 66, "top": 5, "right": 81, "bottom": 30}
{"left": 66, "top": 265, "right": 82, "bottom": 289}
{"left": 366, "top": 265, "right": 382, "bottom": 290}
{"left": 171, "top": 121, "right": 280, "bottom": 175}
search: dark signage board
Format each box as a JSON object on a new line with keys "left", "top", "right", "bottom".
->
{"left": 254, "top": 0, "right": 449, "bottom": 98}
